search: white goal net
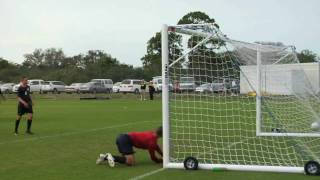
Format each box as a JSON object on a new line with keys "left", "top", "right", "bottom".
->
{"left": 161, "top": 24, "right": 320, "bottom": 173}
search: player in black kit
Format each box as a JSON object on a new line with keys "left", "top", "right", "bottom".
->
{"left": 15, "top": 76, "right": 34, "bottom": 135}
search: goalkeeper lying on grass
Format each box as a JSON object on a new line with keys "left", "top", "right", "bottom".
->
{"left": 96, "top": 126, "right": 163, "bottom": 167}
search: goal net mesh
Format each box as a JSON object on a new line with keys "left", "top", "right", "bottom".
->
{"left": 166, "top": 24, "right": 320, "bottom": 168}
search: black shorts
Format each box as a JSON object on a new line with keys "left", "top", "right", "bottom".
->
{"left": 116, "top": 134, "right": 134, "bottom": 155}
{"left": 18, "top": 104, "right": 33, "bottom": 116}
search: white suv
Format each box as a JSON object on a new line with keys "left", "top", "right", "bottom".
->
{"left": 90, "top": 79, "right": 113, "bottom": 93}
{"left": 179, "top": 77, "right": 197, "bottom": 92}
{"left": 41, "top": 81, "right": 66, "bottom": 93}
{"left": 28, "top": 79, "right": 45, "bottom": 93}
{"left": 119, "top": 79, "right": 142, "bottom": 94}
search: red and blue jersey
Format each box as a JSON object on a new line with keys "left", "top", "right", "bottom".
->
{"left": 128, "top": 131, "right": 162, "bottom": 163}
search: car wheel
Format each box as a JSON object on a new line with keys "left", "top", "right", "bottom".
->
{"left": 184, "top": 157, "right": 198, "bottom": 170}
{"left": 53, "top": 89, "right": 58, "bottom": 94}
{"left": 305, "top": 161, "right": 320, "bottom": 175}
{"left": 134, "top": 89, "right": 139, "bottom": 94}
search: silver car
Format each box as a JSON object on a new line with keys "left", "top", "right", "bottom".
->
{"left": 112, "top": 82, "right": 121, "bottom": 93}
{"left": 212, "top": 79, "right": 231, "bottom": 92}
{"left": 79, "top": 82, "right": 107, "bottom": 93}
{"left": 179, "top": 77, "right": 196, "bottom": 92}
{"left": 195, "top": 83, "right": 213, "bottom": 93}
{"left": 41, "top": 81, "right": 66, "bottom": 94}
{"left": 0, "top": 83, "right": 15, "bottom": 94}
{"left": 65, "top": 83, "right": 83, "bottom": 93}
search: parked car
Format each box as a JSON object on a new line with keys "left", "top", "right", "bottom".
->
{"left": 119, "top": 79, "right": 142, "bottom": 94}
{"left": 90, "top": 79, "right": 113, "bottom": 92}
{"left": 195, "top": 83, "right": 213, "bottom": 93}
{"left": 179, "top": 77, "right": 197, "bottom": 92}
{"left": 79, "top": 82, "right": 107, "bottom": 93}
{"left": 112, "top": 82, "right": 121, "bottom": 93}
{"left": 152, "top": 76, "right": 173, "bottom": 92}
{"left": 41, "top": 81, "right": 66, "bottom": 93}
{"left": 28, "top": 79, "right": 45, "bottom": 93}
{"left": 12, "top": 84, "right": 20, "bottom": 93}
{"left": 65, "top": 83, "right": 83, "bottom": 93}
{"left": 212, "top": 78, "right": 231, "bottom": 92}
{"left": 0, "top": 83, "right": 15, "bottom": 94}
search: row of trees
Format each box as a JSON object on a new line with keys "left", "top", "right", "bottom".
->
{"left": 0, "top": 50, "right": 145, "bottom": 84}
{"left": 1, "top": 11, "right": 319, "bottom": 84}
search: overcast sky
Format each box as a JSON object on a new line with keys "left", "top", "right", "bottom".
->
{"left": 0, "top": 0, "right": 319, "bottom": 66}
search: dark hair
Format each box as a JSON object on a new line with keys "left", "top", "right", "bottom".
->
{"left": 156, "top": 126, "right": 162, "bottom": 137}
{"left": 20, "top": 76, "right": 27, "bottom": 81}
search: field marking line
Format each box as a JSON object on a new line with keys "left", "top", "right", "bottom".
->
{"left": 129, "top": 168, "right": 165, "bottom": 180}
{"left": 0, "top": 120, "right": 156, "bottom": 145}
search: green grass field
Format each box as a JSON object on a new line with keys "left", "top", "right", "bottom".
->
{"left": 0, "top": 94, "right": 318, "bottom": 180}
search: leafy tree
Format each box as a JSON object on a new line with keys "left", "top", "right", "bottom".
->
{"left": 297, "top": 49, "right": 317, "bottom": 63}
{"left": 23, "top": 49, "right": 45, "bottom": 67}
{"left": 178, "top": 11, "right": 219, "bottom": 28}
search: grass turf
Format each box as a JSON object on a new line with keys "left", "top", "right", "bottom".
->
{"left": 0, "top": 94, "right": 318, "bottom": 180}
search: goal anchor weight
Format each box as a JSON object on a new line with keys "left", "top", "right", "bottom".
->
{"left": 304, "top": 161, "right": 320, "bottom": 176}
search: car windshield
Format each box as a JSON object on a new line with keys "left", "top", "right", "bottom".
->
{"left": 180, "top": 77, "right": 194, "bottom": 83}
{"left": 91, "top": 80, "right": 100, "bottom": 83}
{"left": 201, "top": 84, "right": 210, "bottom": 88}
{"left": 114, "top": 82, "right": 121, "bottom": 86}
{"left": 84, "top": 82, "right": 94, "bottom": 86}
{"left": 43, "top": 82, "right": 50, "bottom": 85}
{"left": 121, "top": 80, "right": 130, "bottom": 84}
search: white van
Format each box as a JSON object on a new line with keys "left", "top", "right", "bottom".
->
{"left": 152, "top": 76, "right": 173, "bottom": 92}
{"left": 152, "top": 76, "right": 162, "bottom": 92}
{"left": 119, "top": 79, "right": 142, "bottom": 93}
{"left": 90, "top": 79, "right": 113, "bottom": 92}
{"left": 28, "top": 79, "right": 45, "bottom": 93}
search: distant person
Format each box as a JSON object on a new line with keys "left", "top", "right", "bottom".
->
{"left": 148, "top": 81, "right": 155, "bottom": 100}
{"left": 140, "top": 80, "right": 146, "bottom": 101}
{"left": 0, "top": 88, "right": 4, "bottom": 99}
{"left": 15, "top": 76, "right": 34, "bottom": 135}
{"left": 231, "top": 79, "right": 238, "bottom": 96}
{"left": 96, "top": 126, "right": 163, "bottom": 167}
{"left": 0, "top": 88, "right": 4, "bottom": 101}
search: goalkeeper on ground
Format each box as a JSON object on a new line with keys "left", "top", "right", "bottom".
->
{"left": 96, "top": 126, "right": 163, "bottom": 167}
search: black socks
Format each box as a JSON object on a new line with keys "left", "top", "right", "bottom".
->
{"left": 27, "top": 119, "right": 32, "bottom": 132}
{"left": 112, "top": 155, "right": 126, "bottom": 164}
{"left": 15, "top": 119, "right": 20, "bottom": 133}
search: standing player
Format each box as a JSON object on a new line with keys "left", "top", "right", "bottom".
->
{"left": 140, "top": 80, "right": 146, "bottom": 101}
{"left": 96, "top": 126, "right": 162, "bottom": 167}
{"left": 148, "top": 81, "right": 155, "bottom": 100}
{"left": 14, "top": 76, "right": 34, "bottom": 135}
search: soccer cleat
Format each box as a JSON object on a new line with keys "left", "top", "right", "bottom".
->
{"left": 26, "top": 131, "right": 34, "bottom": 135}
{"left": 106, "top": 153, "right": 115, "bottom": 167}
{"left": 14, "top": 132, "right": 19, "bottom": 136}
{"left": 96, "top": 153, "right": 106, "bottom": 165}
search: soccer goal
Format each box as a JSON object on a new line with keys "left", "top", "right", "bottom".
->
{"left": 161, "top": 24, "right": 320, "bottom": 174}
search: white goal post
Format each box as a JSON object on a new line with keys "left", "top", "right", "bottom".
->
{"left": 162, "top": 24, "right": 320, "bottom": 173}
